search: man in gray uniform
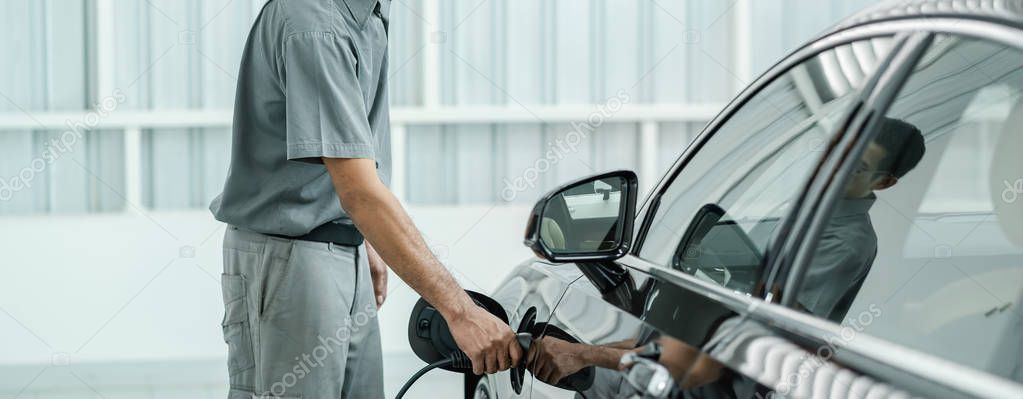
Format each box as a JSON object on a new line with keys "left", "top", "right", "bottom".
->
{"left": 210, "top": 0, "right": 522, "bottom": 397}
{"left": 798, "top": 118, "right": 926, "bottom": 321}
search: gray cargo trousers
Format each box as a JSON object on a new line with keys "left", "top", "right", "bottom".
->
{"left": 220, "top": 226, "right": 384, "bottom": 399}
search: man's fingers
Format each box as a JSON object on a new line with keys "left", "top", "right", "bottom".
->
{"left": 536, "top": 361, "right": 550, "bottom": 382}
{"left": 484, "top": 350, "right": 498, "bottom": 374}
{"left": 374, "top": 275, "right": 386, "bottom": 307}
{"left": 496, "top": 348, "right": 510, "bottom": 371}
{"left": 374, "top": 278, "right": 386, "bottom": 307}
{"left": 509, "top": 339, "right": 523, "bottom": 367}
{"left": 470, "top": 351, "right": 483, "bottom": 375}
{"left": 530, "top": 341, "right": 545, "bottom": 368}
{"left": 367, "top": 251, "right": 387, "bottom": 308}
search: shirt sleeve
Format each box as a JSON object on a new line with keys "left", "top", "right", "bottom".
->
{"left": 282, "top": 32, "right": 375, "bottom": 163}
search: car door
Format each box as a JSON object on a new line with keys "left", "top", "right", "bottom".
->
{"left": 777, "top": 27, "right": 1023, "bottom": 397}
{"left": 527, "top": 28, "right": 907, "bottom": 398}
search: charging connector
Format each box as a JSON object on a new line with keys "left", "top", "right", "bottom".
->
{"left": 395, "top": 333, "right": 532, "bottom": 399}
{"left": 400, "top": 291, "right": 529, "bottom": 398}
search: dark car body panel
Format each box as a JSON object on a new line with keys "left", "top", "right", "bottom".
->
{"left": 474, "top": 1, "right": 1023, "bottom": 398}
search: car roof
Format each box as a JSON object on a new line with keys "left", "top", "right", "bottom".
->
{"left": 824, "top": 0, "right": 1023, "bottom": 37}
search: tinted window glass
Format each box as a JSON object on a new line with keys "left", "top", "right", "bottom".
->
{"left": 793, "top": 35, "right": 1023, "bottom": 382}
{"left": 640, "top": 37, "right": 894, "bottom": 294}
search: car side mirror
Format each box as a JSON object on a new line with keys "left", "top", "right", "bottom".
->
{"left": 523, "top": 170, "right": 638, "bottom": 263}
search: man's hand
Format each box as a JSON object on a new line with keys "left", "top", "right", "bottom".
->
{"left": 448, "top": 306, "right": 523, "bottom": 375}
{"left": 366, "top": 242, "right": 388, "bottom": 308}
{"left": 527, "top": 336, "right": 588, "bottom": 384}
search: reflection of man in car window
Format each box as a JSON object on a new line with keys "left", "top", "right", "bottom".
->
{"left": 799, "top": 118, "right": 926, "bottom": 321}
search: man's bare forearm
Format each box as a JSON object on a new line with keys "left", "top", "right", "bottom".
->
{"left": 581, "top": 344, "right": 632, "bottom": 370}
{"left": 323, "top": 158, "right": 473, "bottom": 320}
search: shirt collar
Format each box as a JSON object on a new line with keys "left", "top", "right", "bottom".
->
{"left": 341, "top": 0, "right": 378, "bottom": 27}
{"left": 833, "top": 193, "right": 876, "bottom": 218}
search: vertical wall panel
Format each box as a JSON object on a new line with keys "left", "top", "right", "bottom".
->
{"left": 686, "top": 1, "right": 736, "bottom": 102}
{"left": 0, "top": 130, "right": 126, "bottom": 214}
{"left": 498, "top": 124, "right": 545, "bottom": 204}
{"left": 407, "top": 125, "right": 452, "bottom": 204}
{"left": 436, "top": 1, "right": 501, "bottom": 203}
{"left": 657, "top": 122, "right": 701, "bottom": 176}
{"left": 592, "top": 123, "right": 640, "bottom": 172}
{"left": 547, "top": 122, "right": 597, "bottom": 184}
{"left": 0, "top": 1, "right": 47, "bottom": 111}
{"left": 749, "top": 2, "right": 788, "bottom": 78}
{"left": 600, "top": 0, "right": 640, "bottom": 99}
{"left": 59, "top": 130, "right": 128, "bottom": 213}
{"left": 442, "top": 0, "right": 500, "bottom": 105}
{"left": 47, "top": 0, "right": 89, "bottom": 111}
{"left": 0, "top": 0, "right": 111, "bottom": 214}
{"left": 648, "top": 0, "right": 688, "bottom": 103}
{"left": 194, "top": 2, "right": 255, "bottom": 208}
{"left": 142, "top": 130, "right": 191, "bottom": 209}
{"left": 0, "top": 2, "right": 40, "bottom": 214}
{"left": 554, "top": 0, "right": 593, "bottom": 104}
{"left": 28, "top": 134, "right": 52, "bottom": 212}
{"left": 200, "top": 128, "right": 231, "bottom": 206}
{"left": 148, "top": 0, "right": 194, "bottom": 109}
{"left": 504, "top": 0, "right": 546, "bottom": 105}
{"left": 110, "top": 0, "right": 261, "bottom": 210}
{"left": 454, "top": 126, "right": 497, "bottom": 203}
{"left": 87, "top": 130, "right": 127, "bottom": 212}
{"left": 199, "top": 0, "right": 255, "bottom": 109}
{"left": 111, "top": 0, "right": 148, "bottom": 109}
{"left": 43, "top": 131, "right": 90, "bottom": 213}
{"left": 0, "top": 132, "right": 37, "bottom": 214}
{"left": 388, "top": 0, "right": 425, "bottom": 106}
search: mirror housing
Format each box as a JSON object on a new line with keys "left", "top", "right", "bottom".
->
{"left": 523, "top": 170, "right": 638, "bottom": 263}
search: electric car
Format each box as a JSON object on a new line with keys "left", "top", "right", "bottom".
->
{"left": 465, "top": 1, "right": 1023, "bottom": 398}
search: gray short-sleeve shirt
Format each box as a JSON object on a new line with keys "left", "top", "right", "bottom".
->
{"left": 798, "top": 195, "right": 878, "bottom": 320}
{"left": 210, "top": 0, "right": 391, "bottom": 236}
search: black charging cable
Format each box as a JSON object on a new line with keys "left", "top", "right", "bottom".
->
{"left": 395, "top": 333, "right": 533, "bottom": 399}
{"left": 394, "top": 350, "right": 472, "bottom": 399}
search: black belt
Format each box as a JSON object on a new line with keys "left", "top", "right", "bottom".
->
{"left": 269, "top": 221, "right": 364, "bottom": 246}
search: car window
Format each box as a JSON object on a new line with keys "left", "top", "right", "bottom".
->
{"left": 640, "top": 37, "right": 895, "bottom": 295}
{"left": 792, "top": 35, "right": 1023, "bottom": 383}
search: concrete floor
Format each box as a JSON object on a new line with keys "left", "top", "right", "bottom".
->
{"left": 0, "top": 352, "right": 462, "bottom": 398}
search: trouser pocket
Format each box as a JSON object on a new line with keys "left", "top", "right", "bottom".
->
{"left": 222, "top": 273, "right": 255, "bottom": 375}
